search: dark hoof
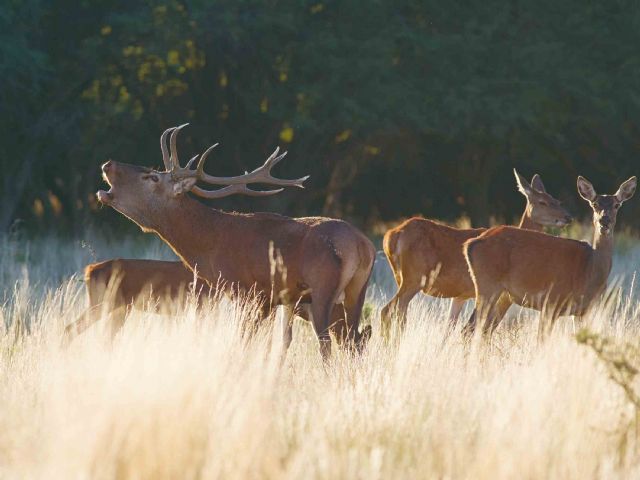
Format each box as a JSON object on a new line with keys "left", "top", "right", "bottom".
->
{"left": 356, "top": 325, "right": 372, "bottom": 353}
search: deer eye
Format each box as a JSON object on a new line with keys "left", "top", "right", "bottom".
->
{"left": 143, "top": 174, "right": 159, "bottom": 183}
{"left": 539, "top": 200, "right": 548, "bottom": 206}
{"left": 614, "top": 204, "right": 620, "bottom": 210}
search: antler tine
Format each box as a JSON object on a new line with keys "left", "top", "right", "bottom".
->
{"left": 185, "top": 154, "right": 199, "bottom": 170}
{"left": 263, "top": 146, "right": 281, "bottom": 166}
{"left": 195, "top": 143, "right": 220, "bottom": 177}
{"left": 191, "top": 184, "right": 284, "bottom": 200}
{"left": 160, "top": 127, "right": 176, "bottom": 171}
{"left": 168, "top": 123, "right": 189, "bottom": 172}
{"left": 197, "top": 146, "right": 309, "bottom": 188}
{"left": 260, "top": 147, "right": 288, "bottom": 170}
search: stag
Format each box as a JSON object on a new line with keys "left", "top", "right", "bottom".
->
{"left": 96, "top": 124, "right": 375, "bottom": 357}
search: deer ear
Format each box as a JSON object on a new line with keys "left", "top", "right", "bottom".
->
{"left": 615, "top": 176, "right": 637, "bottom": 203}
{"left": 514, "top": 169, "right": 533, "bottom": 197}
{"left": 172, "top": 177, "right": 198, "bottom": 196}
{"left": 577, "top": 176, "right": 597, "bottom": 202}
{"left": 530, "top": 174, "right": 546, "bottom": 193}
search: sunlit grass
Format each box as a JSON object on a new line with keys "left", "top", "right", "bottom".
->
{"left": 2, "top": 230, "right": 640, "bottom": 478}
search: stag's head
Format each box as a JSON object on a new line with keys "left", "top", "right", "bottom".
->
{"left": 513, "top": 169, "right": 573, "bottom": 227}
{"left": 97, "top": 124, "right": 309, "bottom": 231}
{"left": 577, "top": 175, "right": 637, "bottom": 236}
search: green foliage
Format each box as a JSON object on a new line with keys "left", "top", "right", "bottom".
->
{"left": 577, "top": 329, "right": 640, "bottom": 408}
{"left": 2, "top": 0, "right": 640, "bottom": 233}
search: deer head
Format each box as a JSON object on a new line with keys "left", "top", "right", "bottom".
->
{"left": 577, "top": 175, "right": 637, "bottom": 236}
{"left": 513, "top": 169, "right": 573, "bottom": 227}
{"left": 97, "top": 124, "right": 309, "bottom": 231}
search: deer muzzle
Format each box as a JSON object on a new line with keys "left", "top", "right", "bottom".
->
{"left": 97, "top": 161, "right": 115, "bottom": 204}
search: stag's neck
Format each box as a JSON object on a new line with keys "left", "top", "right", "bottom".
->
{"left": 517, "top": 207, "right": 542, "bottom": 232}
{"left": 152, "top": 196, "right": 227, "bottom": 273}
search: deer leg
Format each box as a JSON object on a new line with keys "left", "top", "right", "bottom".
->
{"left": 482, "top": 294, "right": 512, "bottom": 337}
{"left": 448, "top": 298, "right": 466, "bottom": 325}
{"left": 61, "top": 303, "right": 108, "bottom": 347}
{"left": 380, "top": 280, "right": 421, "bottom": 336}
{"left": 339, "top": 271, "right": 372, "bottom": 353}
{"left": 329, "top": 303, "right": 348, "bottom": 345}
{"left": 240, "top": 297, "right": 273, "bottom": 338}
{"left": 329, "top": 246, "right": 374, "bottom": 353}
{"left": 463, "top": 289, "right": 504, "bottom": 339}
{"left": 309, "top": 299, "right": 333, "bottom": 360}
{"left": 108, "top": 306, "right": 128, "bottom": 341}
{"left": 303, "top": 268, "right": 344, "bottom": 360}
{"left": 281, "top": 305, "right": 295, "bottom": 353}
{"left": 537, "top": 308, "right": 561, "bottom": 344}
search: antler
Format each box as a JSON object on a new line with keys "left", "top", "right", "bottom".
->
{"left": 159, "top": 124, "right": 309, "bottom": 198}
{"left": 160, "top": 126, "right": 175, "bottom": 171}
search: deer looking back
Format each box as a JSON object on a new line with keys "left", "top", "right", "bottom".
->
{"left": 380, "top": 170, "right": 572, "bottom": 332}
{"left": 96, "top": 124, "right": 375, "bottom": 358}
{"left": 463, "top": 175, "right": 637, "bottom": 337}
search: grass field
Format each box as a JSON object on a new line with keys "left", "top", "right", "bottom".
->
{"left": 2, "top": 228, "right": 640, "bottom": 479}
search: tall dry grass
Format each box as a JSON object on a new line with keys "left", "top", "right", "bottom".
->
{"left": 2, "top": 230, "right": 640, "bottom": 479}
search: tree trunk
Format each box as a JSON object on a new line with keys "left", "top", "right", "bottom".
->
{"left": 462, "top": 151, "right": 492, "bottom": 227}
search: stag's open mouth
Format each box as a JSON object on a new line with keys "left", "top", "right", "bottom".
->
{"left": 96, "top": 189, "right": 113, "bottom": 204}
{"left": 97, "top": 165, "right": 115, "bottom": 204}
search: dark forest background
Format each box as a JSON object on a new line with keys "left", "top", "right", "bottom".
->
{"left": 2, "top": 0, "right": 640, "bottom": 236}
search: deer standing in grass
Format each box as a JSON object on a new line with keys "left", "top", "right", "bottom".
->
{"left": 95, "top": 124, "right": 375, "bottom": 358}
{"left": 463, "top": 175, "right": 636, "bottom": 338}
{"left": 380, "top": 170, "right": 572, "bottom": 332}
{"left": 62, "top": 259, "right": 207, "bottom": 345}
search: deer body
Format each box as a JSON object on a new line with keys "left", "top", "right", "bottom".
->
{"left": 97, "top": 124, "right": 374, "bottom": 357}
{"left": 384, "top": 220, "right": 485, "bottom": 299}
{"left": 380, "top": 172, "right": 572, "bottom": 331}
{"left": 63, "top": 259, "right": 205, "bottom": 343}
{"left": 152, "top": 193, "right": 375, "bottom": 327}
{"left": 463, "top": 175, "right": 637, "bottom": 337}
{"left": 465, "top": 227, "right": 606, "bottom": 317}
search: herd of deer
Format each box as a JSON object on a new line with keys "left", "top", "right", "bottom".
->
{"left": 62, "top": 124, "right": 637, "bottom": 357}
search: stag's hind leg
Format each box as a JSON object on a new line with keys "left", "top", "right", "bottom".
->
{"left": 333, "top": 265, "right": 373, "bottom": 352}
{"left": 303, "top": 259, "right": 346, "bottom": 359}
{"left": 309, "top": 295, "right": 337, "bottom": 360}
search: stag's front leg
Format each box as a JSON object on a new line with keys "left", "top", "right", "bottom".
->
{"left": 448, "top": 298, "right": 466, "bottom": 325}
{"left": 280, "top": 305, "right": 296, "bottom": 353}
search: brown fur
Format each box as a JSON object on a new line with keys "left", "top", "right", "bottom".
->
{"left": 380, "top": 172, "right": 572, "bottom": 331}
{"left": 463, "top": 176, "right": 637, "bottom": 338}
{"left": 63, "top": 259, "right": 206, "bottom": 343}
{"left": 97, "top": 158, "right": 375, "bottom": 358}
